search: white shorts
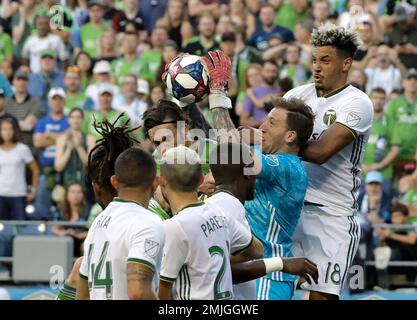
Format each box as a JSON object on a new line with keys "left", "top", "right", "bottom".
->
{"left": 292, "top": 205, "right": 360, "bottom": 297}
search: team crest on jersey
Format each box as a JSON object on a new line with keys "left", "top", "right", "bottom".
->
{"left": 323, "top": 109, "right": 337, "bottom": 126}
{"left": 346, "top": 112, "right": 361, "bottom": 127}
{"left": 264, "top": 154, "right": 280, "bottom": 167}
{"left": 144, "top": 239, "right": 160, "bottom": 258}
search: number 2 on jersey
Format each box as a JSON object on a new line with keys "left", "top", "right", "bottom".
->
{"left": 209, "top": 245, "right": 232, "bottom": 300}
{"left": 88, "top": 241, "right": 113, "bottom": 299}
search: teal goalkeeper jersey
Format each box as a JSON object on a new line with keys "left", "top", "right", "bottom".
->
{"left": 245, "top": 146, "right": 308, "bottom": 283}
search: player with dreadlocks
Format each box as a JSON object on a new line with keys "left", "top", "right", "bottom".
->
{"left": 56, "top": 114, "right": 138, "bottom": 300}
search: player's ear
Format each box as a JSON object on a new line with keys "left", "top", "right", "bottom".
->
{"left": 285, "top": 130, "right": 297, "bottom": 145}
{"left": 110, "top": 175, "right": 119, "bottom": 191}
{"left": 342, "top": 57, "right": 353, "bottom": 73}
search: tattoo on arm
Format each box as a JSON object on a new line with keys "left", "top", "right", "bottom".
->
{"left": 212, "top": 108, "right": 240, "bottom": 143}
{"left": 127, "top": 263, "right": 154, "bottom": 283}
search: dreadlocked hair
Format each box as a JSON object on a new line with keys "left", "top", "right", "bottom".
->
{"left": 87, "top": 113, "right": 139, "bottom": 193}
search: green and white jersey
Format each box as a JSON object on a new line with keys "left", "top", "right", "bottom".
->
{"left": 79, "top": 198, "right": 165, "bottom": 300}
{"left": 205, "top": 190, "right": 255, "bottom": 300}
{"left": 284, "top": 83, "right": 373, "bottom": 216}
{"left": 160, "top": 202, "right": 252, "bottom": 300}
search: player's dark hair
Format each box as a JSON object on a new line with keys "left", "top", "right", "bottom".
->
{"left": 143, "top": 100, "right": 189, "bottom": 137}
{"left": 371, "top": 87, "right": 386, "bottom": 97}
{"left": 209, "top": 143, "right": 254, "bottom": 185}
{"left": 87, "top": 114, "right": 138, "bottom": 195}
{"left": 115, "top": 147, "right": 156, "bottom": 188}
{"left": 273, "top": 97, "right": 315, "bottom": 147}
{"left": 311, "top": 24, "right": 362, "bottom": 59}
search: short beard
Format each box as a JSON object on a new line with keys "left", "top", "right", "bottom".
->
{"left": 264, "top": 78, "right": 277, "bottom": 86}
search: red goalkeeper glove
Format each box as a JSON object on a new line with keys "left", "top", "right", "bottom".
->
{"left": 201, "top": 50, "right": 232, "bottom": 109}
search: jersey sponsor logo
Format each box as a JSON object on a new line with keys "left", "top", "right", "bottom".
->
{"left": 323, "top": 109, "right": 337, "bottom": 126}
{"left": 346, "top": 112, "right": 361, "bottom": 127}
{"left": 144, "top": 239, "right": 160, "bottom": 258}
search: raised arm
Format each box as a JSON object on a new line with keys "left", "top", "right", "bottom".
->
{"left": 201, "top": 51, "right": 240, "bottom": 142}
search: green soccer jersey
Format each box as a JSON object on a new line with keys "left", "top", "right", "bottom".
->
{"left": 138, "top": 50, "right": 162, "bottom": 85}
{"left": 386, "top": 95, "right": 417, "bottom": 159}
{"left": 0, "top": 33, "right": 13, "bottom": 62}
{"left": 111, "top": 57, "right": 142, "bottom": 85}
{"left": 363, "top": 115, "right": 400, "bottom": 180}
{"left": 80, "top": 22, "right": 109, "bottom": 58}
{"left": 82, "top": 110, "right": 130, "bottom": 140}
{"left": 64, "top": 92, "right": 89, "bottom": 115}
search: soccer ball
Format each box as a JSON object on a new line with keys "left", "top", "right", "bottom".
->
{"left": 163, "top": 54, "right": 209, "bottom": 106}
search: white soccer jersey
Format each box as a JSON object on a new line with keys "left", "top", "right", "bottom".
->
{"left": 160, "top": 202, "right": 253, "bottom": 300}
{"left": 205, "top": 190, "right": 256, "bottom": 300}
{"left": 284, "top": 83, "right": 373, "bottom": 216}
{"left": 79, "top": 198, "right": 165, "bottom": 300}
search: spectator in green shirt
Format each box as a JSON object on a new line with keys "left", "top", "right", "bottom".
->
{"left": 279, "top": 43, "right": 310, "bottom": 87}
{"left": 74, "top": 50, "right": 93, "bottom": 90}
{"left": 272, "top": 0, "right": 310, "bottom": 32}
{"left": 182, "top": 12, "right": 219, "bottom": 56}
{"left": 312, "top": 0, "right": 331, "bottom": 27}
{"left": 111, "top": 32, "right": 141, "bottom": 85}
{"left": 97, "top": 29, "right": 118, "bottom": 64}
{"left": 363, "top": 87, "right": 401, "bottom": 184}
{"left": 79, "top": 0, "right": 109, "bottom": 58}
{"left": 386, "top": 69, "right": 417, "bottom": 164}
{"left": 82, "top": 83, "right": 129, "bottom": 141}
{"left": 138, "top": 26, "right": 169, "bottom": 86}
{"left": 64, "top": 66, "right": 93, "bottom": 115}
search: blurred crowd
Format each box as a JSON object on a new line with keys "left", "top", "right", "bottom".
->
{"left": 0, "top": 0, "right": 416, "bottom": 287}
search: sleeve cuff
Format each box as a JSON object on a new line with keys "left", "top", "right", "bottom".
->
{"left": 79, "top": 272, "right": 88, "bottom": 280}
{"left": 127, "top": 258, "right": 156, "bottom": 273}
{"left": 335, "top": 122, "right": 358, "bottom": 139}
